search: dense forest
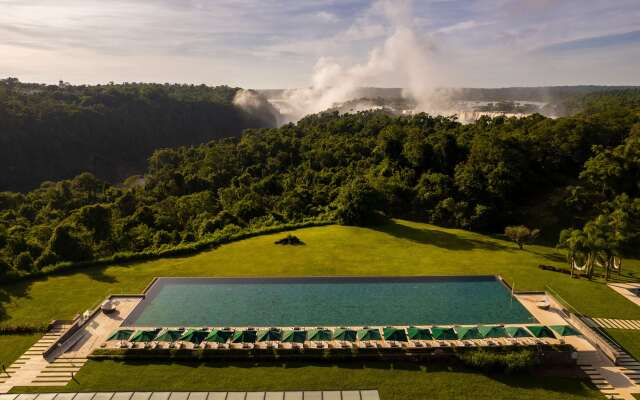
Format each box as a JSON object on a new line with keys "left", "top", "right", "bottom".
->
{"left": 0, "top": 88, "right": 639, "bottom": 281}
{"left": 0, "top": 78, "right": 279, "bottom": 191}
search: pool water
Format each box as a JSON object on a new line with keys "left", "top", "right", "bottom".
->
{"left": 123, "top": 276, "right": 537, "bottom": 327}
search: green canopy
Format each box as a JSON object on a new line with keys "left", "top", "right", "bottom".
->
{"left": 431, "top": 327, "right": 457, "bottom": 340}
{"left": 257, "top": 328, "right": 282, "bottom": 342}
{"left": 456, "top": 326, "right": 482, "bottom": 340}
{"left": 550, "top": 325, "right": 580, "bottom": 337}
{"left": 333, "top": 328, "right": 357, "bottom": 342}
{"left": 205, "top": 329, "right": 234, "bottom": 343}
{"left": 130, "top": 329, "right": 160, "bottom": 343}
{"left": 407, "top": 326, "right": 432, "bottom": 340}
{"left": 505, "top": 326, "right": 532, "bottom": 338}
{"left": 155, "top": 329, "right": 182, "bottom": 342}
{"left": 108, "top": 329, "right": 133, "bottom": 341}
{"left": 383, "top": 327, "right": 408, "bottom": 342}
{"left": 179, "top": 329, "right": 209, "bottom": 344}
{"left": 527, "top": 325, "right": 556, "bottom": 338}
{"left": 357, "top": 328, "right": 381, "bottom": 341}
{"left": 232, "top": 329, "right": 258, "bottom": 343}
{"left": 281, "top": 330, "right": 307, "bottom": 343}
{"left": 478, "top": 326, "right": 508, "bottom": 339}
{"left": 307, "top": 328, "right": 333, "bottom": 342}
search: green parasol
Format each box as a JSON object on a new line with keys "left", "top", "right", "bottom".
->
{"left": 431, "top": 327, "right": 457, "bottom": 340}
{"left": 232, "top": 329, "right": 258, "bottom": 343}
{"left": 383, "top": 327, "right": 408, "bottom": 342}
{"left": 456, "top": 326, "right": 482, "bottom": 340}
{"left": 307, "top": 328, "right": 333, "bottom": 342}
{"left": 107, "top": 329, "right": 133, "bottom": 341}
{"left": 356, "top": 328, "right": 382, "bottom": 341}
{"left": 333, "top": 328, "right": 357, "bottom": 342}
{"left": 205, "top": 329, "right": 234, "bottom": 343}
{"left": 281, "top": 329, "right": 307, "bottom": 343}
{"left": 407, "top": 326, "right": 432, "bottom": 340}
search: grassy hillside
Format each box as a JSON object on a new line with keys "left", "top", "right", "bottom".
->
{"left": 1, "top": 219, "right": 638, "bottom": 328}
{"left": 0, "top": 334, "right": 40, "bottom": 368}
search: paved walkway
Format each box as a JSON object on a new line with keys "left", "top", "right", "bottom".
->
{"left": 0, "top": 392, "right": 379, "bottom": 400}
{"left": 0, "top": 298, "right": 141, "bottom": 393}
{"left": 516, "top": 293, "right": 640, "bottom": 400}
{"left": 589, "top": 318, "right": 640, "bottom": 330}
{"left": 608, "top": 283, "right": 640, "bottom": 308}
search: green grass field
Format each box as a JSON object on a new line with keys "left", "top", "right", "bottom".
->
{"left": 605, "top": 329, "right": 640, "bottom": 362}
{"left": 0, "top": 334, "right": 40, "bottom": 368}
{"left": 1, "top": 220, "right": 638, "bottom": 328}
{"left": 1, "top": 220, "right": 638, "bottom": 398}
{"left": 12, "top": 359, "right": 604, "bottom": 400}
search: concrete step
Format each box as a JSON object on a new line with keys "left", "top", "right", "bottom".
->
{"left": 24, "top": 381, "right": 68, "bottom": 387}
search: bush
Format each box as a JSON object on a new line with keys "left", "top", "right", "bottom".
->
{"left": 504, "top": 225, "right": 540, "bottom": 249}
{"left": 458, "top": 349, "right": 539, "bottom": 373}
{"left": 14, "top": 251, "right": 34, "bottom": 272}
{"left": 274, "top": 234, "right": 304, "bottom": 245}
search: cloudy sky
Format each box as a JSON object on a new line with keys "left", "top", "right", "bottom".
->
{"left": 1, "top": 0, "right": 639, "bottom": 88}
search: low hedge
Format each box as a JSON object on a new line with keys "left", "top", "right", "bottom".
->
{"left": 0, "top": 326, "right": 49, "bottom": 335}
{"left": 0, "top": 219, "right": 334, "bottom": 285}
{"left": 90, "top": 344, "right": 574, "bottom": 370}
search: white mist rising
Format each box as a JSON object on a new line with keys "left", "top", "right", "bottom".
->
{"left": 276, "top": 0, "right": 438, "bottom": 124}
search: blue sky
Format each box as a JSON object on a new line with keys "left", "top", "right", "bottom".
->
{"left": 1, "top": 0, "right": 639, "bottom": 88}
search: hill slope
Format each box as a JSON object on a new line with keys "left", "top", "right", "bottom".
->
{"left": 1, "top": 219, "right": 638, "bottom": 328}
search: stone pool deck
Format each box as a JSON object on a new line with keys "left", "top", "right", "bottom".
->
{"left": 0, "top": 298, "right": 141, "bottom": 393}
{"left": 516, "top": 292, "right": 640, "bottom": 400}
{"left": 0, "top": 392, "right": 380, "bottom": 400}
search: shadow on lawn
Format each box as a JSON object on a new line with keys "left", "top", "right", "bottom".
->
{"left": 371, "top": 220, "right": 513, "bottom": 252}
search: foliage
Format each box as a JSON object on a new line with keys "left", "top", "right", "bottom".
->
{"left": 0, "top": 78, "right": 278, "bottom": 191}
{"left": 504, "top": 226, "right": 540, "bottom": 249}
{"left": 458, "top": 349, "right": 539, "bottom": 373}
{"left": 1, "top": 89, "right": 639, "bottom": 280}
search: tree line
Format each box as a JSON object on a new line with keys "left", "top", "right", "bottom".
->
{"left": 0, "top": 78, "right": 278, "bottom": 191}
{"left": 0, "top": 89, "right": 638, "bottom": 281}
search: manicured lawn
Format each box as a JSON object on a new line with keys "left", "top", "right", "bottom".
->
{"left": 12, "top": 359, "right": 604, "bottom": 400}
{"left": 605, "top": 329, "right": 640, "bottom": 362}
{"left": 0, "top": 334, "right": 40, "bottom": 368}
{"left": 1, "top": 219, "right": 639, "bottom": 328}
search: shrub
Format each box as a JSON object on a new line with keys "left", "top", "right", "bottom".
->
{"left": 274, "top": 234, "right": 304, "bottom": 245}
{"left": 459, "top": 349, "right": 539, "bottom": 373}
{"left": 14, "top": 251, "right": 34, "bottom": 272}
{"left": 505, "top": 225, "right": 540, "bottom": 249}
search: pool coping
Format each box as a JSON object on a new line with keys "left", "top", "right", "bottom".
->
{"left": 122, "top": 275, "right": 538, "bottom": 327}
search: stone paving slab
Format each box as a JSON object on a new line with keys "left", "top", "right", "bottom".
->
{"left": 110, "top": 393, "right": 133, "bottom": 400}
{"left": 130, "top": 393, "right": 151, "bottom": 400}
{"left": 148, "top": 393, "right": 169, "bottom": 400}
{"left": 5, "top": 392, "right": 382, "bottom": 400}
{"left": 73, "top": 393, "right": 95, "bottom": 400}
{"left": 167, "top": 393, "right": 188, "bottom": 400}
{"left": 342, "top": 391, "right": 361, "bottom": 400}
{"left": 93, "top": 393, "right": 114, "bottom": 400}
{"left": 53, "top": 393, "right": 77, "bottom": 400}
{"left": 360, "top": 391, "right": 380, "bottom": 400}
{"left": 302, "top": 392, "right": 321, "bottom": 400}
{"left": 321, "top": 392, "right": 340, "bottom": 400}
{"left": 34, "top": 395, "right": 56, "bottom": 400}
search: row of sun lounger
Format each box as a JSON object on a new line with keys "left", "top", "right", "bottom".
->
{"left": 105, "top": 336, "right": 562, "bottom": 351}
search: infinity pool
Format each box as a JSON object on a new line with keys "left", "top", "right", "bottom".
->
{"left": 123, "top": 276, "right": 536, "bottom": 327}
